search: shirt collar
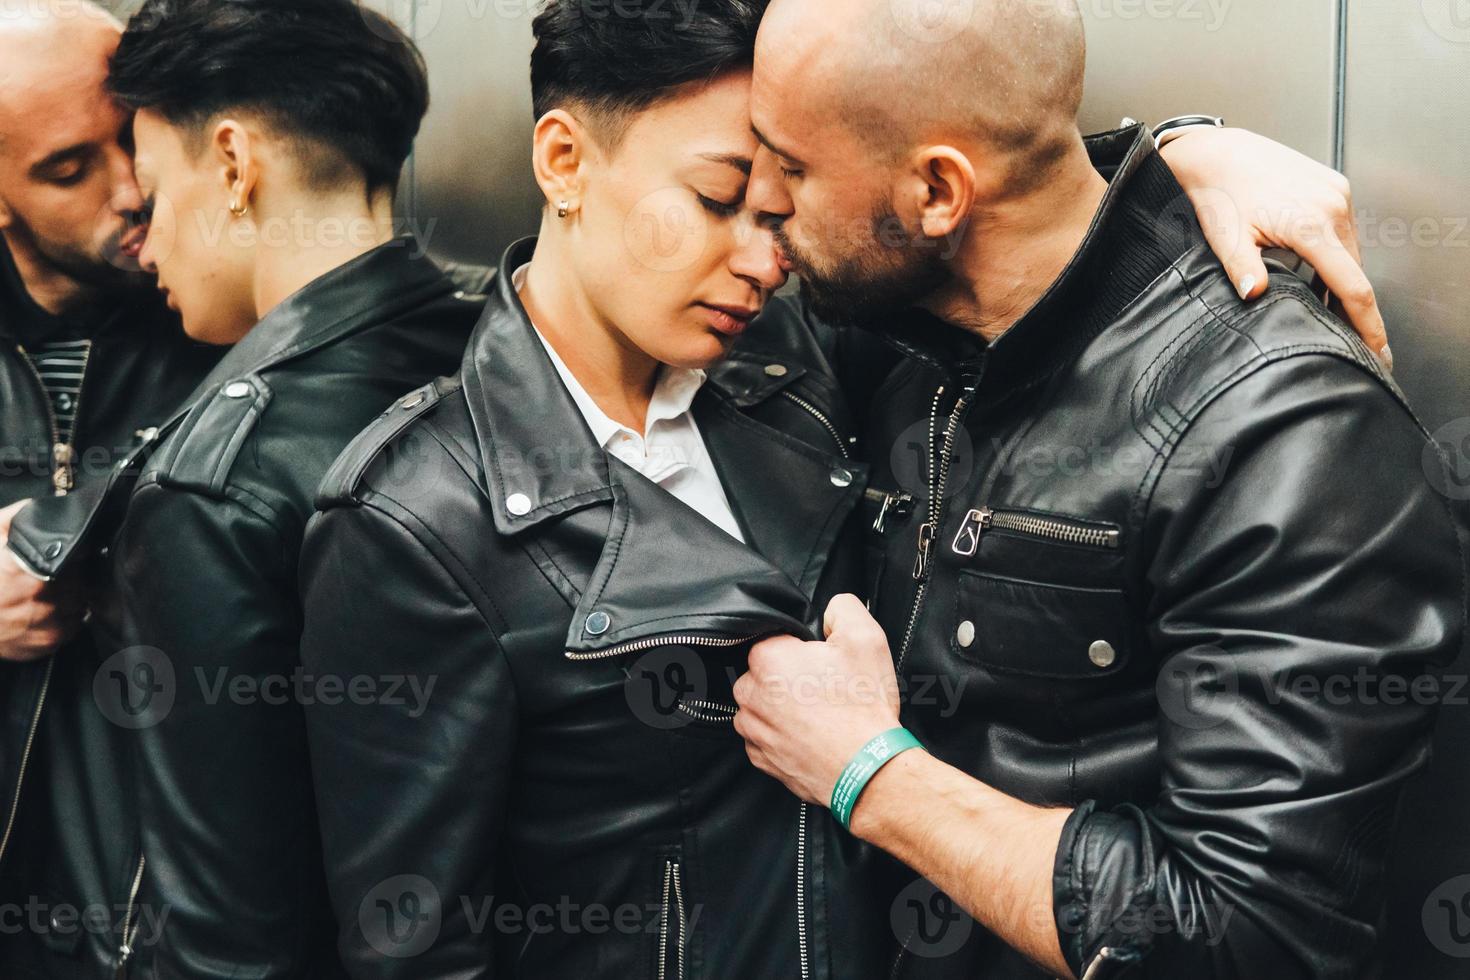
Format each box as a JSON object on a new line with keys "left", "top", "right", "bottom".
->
{"left": 511, "top": 261, "right": 707, "bottom": 451}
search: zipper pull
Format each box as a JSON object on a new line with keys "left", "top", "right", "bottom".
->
{"left": 867, "top": 489, "right": 915, "bottom": 534}
{"left": 951, "top": 508, "right": 993, "bottom": 557}
{"left": 52, "top": 443, "right": 76, "bottom": 496}
{"left": 115, "top": 943, "right": 133, "bottom": 979}
{"left": 913, "top": 522, "right": 936, "bottom": 580}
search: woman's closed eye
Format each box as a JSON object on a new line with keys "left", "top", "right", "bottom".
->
{"left": 696, "top": 192, "right": 743, "bottom": 219}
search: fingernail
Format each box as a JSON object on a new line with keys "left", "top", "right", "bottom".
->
{"left": 1378, "top": 344, "right": 1394, "bottom": 374}
{"left": 1238, "top": 275, "right": 1257, "bottom": 299}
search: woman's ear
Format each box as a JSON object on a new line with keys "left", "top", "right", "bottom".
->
{"left": 911, "top": 145, "right": 976, "bottom": 242}
{"left": 531, "top": 108, "right": 590, "bottom": 217}
{"left": 211, "top": 118, "right": 259, "bottom": 216}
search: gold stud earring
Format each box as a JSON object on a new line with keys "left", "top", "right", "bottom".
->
{"left": 557, "top": 200, "right": 570, "bottom": 219}
{"left": 229, "top": 199, "right": 249, "bottom": 218}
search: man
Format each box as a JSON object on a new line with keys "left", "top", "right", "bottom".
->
{"left": 0, "top": 4, "right": 222, "bottom": 977}
{"left": 734, "top": 1, "right": 1465, "bottom": 978}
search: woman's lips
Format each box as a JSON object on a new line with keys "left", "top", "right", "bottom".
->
{"left": 700, "top": 303, "right": 758, "bottom": 337}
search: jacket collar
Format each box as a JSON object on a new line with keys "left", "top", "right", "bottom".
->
{"left": 461, "top": 238, "right": 867, "bottom": 650}
{"left": 462, "top": 237, "right": 617, "bottom": 537}
{"left": 184, "top": 236, "right": 451, "bottom": 402}
{"left": 866, "top": 125, "right": 1199, "bottom": 396}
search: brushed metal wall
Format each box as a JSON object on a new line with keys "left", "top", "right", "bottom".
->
{"left": 1076, "top": 0, "right": 1340, "bottom": 162}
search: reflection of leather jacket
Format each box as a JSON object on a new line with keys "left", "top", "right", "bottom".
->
{"left": 858, "top": 126, "right": 1468, "bottom": 979}
{"left": 0, "top": 246, "right": 221, "bottom": 980}
{"left": 9, "top": 239, "right": 489, "bottom": 979}
{"left": 297, "top": 237, "right": 889, "bottom": 979}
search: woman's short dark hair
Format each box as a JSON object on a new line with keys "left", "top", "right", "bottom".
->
{"left": 530, "top": 0, "right": 769, "bottom": 147}
{"left": 108, "top": 0, "right": 429, "bottom": 194}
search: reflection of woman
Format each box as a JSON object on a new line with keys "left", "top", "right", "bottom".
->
{"left": 75, "top": 1, "right": 486, "bottom": 975}
{"left": 299, "top": 3, "right": 887, "bottom": 977}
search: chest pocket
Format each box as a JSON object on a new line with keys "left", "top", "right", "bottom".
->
{"left": 948, "top": 506, "right": 1131, "bottom": 680}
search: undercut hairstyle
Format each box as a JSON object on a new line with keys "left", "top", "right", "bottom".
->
{"left": 530, "top": 0, "right": 768, "bottom": 148}
{"left": 107, "top": 0, "right": 429, "bottom": 194}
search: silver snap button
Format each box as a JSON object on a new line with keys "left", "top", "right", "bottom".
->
{"left": 44, "top": 542, "right": 62, "bottom": 559}
{"left": 401, "top": 393, "right": 426, "bottom": 410}
{"left": 505, "top": 493, "right": 532, "bottom": 516}
{"left": 830, "top": 468, "right": 854, "bottom": 488}
{"left": 453, "top": 290, "right": 468, "bottom": 300}
{"left": 223, "top": 381, "right": 252, "bottom": 399}
{"left": 585, "top": 610, "right": 611, "bottom": 636}
{"left": 764, "top": 363, "right": 788, "bottom": 377}
{"left": 1089, "top": 640, "right": 1117, "bottom": 668}
{"left": 956, "top": 620, "right": 976, "bottom": 648}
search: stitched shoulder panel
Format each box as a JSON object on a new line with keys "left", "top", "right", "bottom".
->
{"left": 316, "top": 375, "right": 464, "bottom": 509}
{"left": 151, "top": 374, "right": 272, "bottom": 498}
{"left": 1129, "top": 257, "right": 1395, "bottom": 452}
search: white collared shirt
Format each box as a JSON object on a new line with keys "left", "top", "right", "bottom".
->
{"left": 513, "top": 265, "right": 745, "bottom": 542}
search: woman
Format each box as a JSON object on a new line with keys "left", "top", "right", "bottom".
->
{"left": 10, "top": 0, "right": 490, "bottom": 975}
{"left": 298, "top": 2, "right": 889, "bottom": 977}
{"left": 293, "top": 2, "right": 1385, "bottom": 978}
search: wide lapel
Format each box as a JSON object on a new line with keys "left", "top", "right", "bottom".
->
{"left": 696, "top": 388, "right": 868, "bottom": 600}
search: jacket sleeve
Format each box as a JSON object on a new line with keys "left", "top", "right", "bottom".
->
{"left": 1052, "top": 355, "right": 1467, "bottom": 978}
{"left": 112, "top": 482, "right": 331, "bottom": 979}
{"left": 299, "top": 494, "right": 518, "bottom": 979}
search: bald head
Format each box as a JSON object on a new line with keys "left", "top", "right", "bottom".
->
{"left": 759, "top": 0, "right": 1085, "bottom": 179}
{"left": 0, "top": 1, "right": 123, "bottom": 140}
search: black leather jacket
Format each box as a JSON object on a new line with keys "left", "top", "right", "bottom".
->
{"left": 8, "top": 239, "right": 490, "bottom": 979}
{"left": 859, "top": 127, "right": 1468, "bottom": 979}
{"left": 0, "top": 246, "right": 221, "bottom": 980}
{"left": 297, "top": 238, "right": 890, "bottom": 980}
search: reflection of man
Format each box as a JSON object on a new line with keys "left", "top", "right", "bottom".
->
{"left": 734, "top": 1, "right": 1466, "bottom": 977}
{"left": 0, "top": 3, "right": 221, "bottom": 977}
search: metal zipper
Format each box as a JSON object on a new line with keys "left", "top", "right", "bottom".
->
{"left": 895, "top": 382, "right": 977, "bottom": 673}
{"left": 15, "top": 344, "right": 66, "bottom": 496}
{"left": 864, "top": 488, "right": 915, "bottom": 534}
{"left": 781, "top": 390, "right": 852, "bottom": 460}
{"left": 565, "top": 633, "right": 758, "bottom": 662}
{"left": 0, "top": 657, "right": 55, "bottom": 867}
{"left": 674, "top": 698, "right": 739, "bottom": 724}
{"left": 115, "top": 853, "right": 146, "bottom": 978}
{"left": 796, "top": 802, "right": 811, "bottom": 980}
{"left": 659, "top": 859, "right": 688, "bottom": 980}
{"left": 951, "top": 507, "right": 1120, "bottom": 556}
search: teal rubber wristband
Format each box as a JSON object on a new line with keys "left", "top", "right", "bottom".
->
{"left": 830, "top": 727, "right": 923, "bottom": 830}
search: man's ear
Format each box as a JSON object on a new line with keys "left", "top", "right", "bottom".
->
{"left": 210, "top": 118, "right": 259, "bottom": 214}
{"left": 910, "top": 145, "right": 976, "bottom": 241}
{"left": 531, "top": 108, "right": 593, "bottom": 217}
